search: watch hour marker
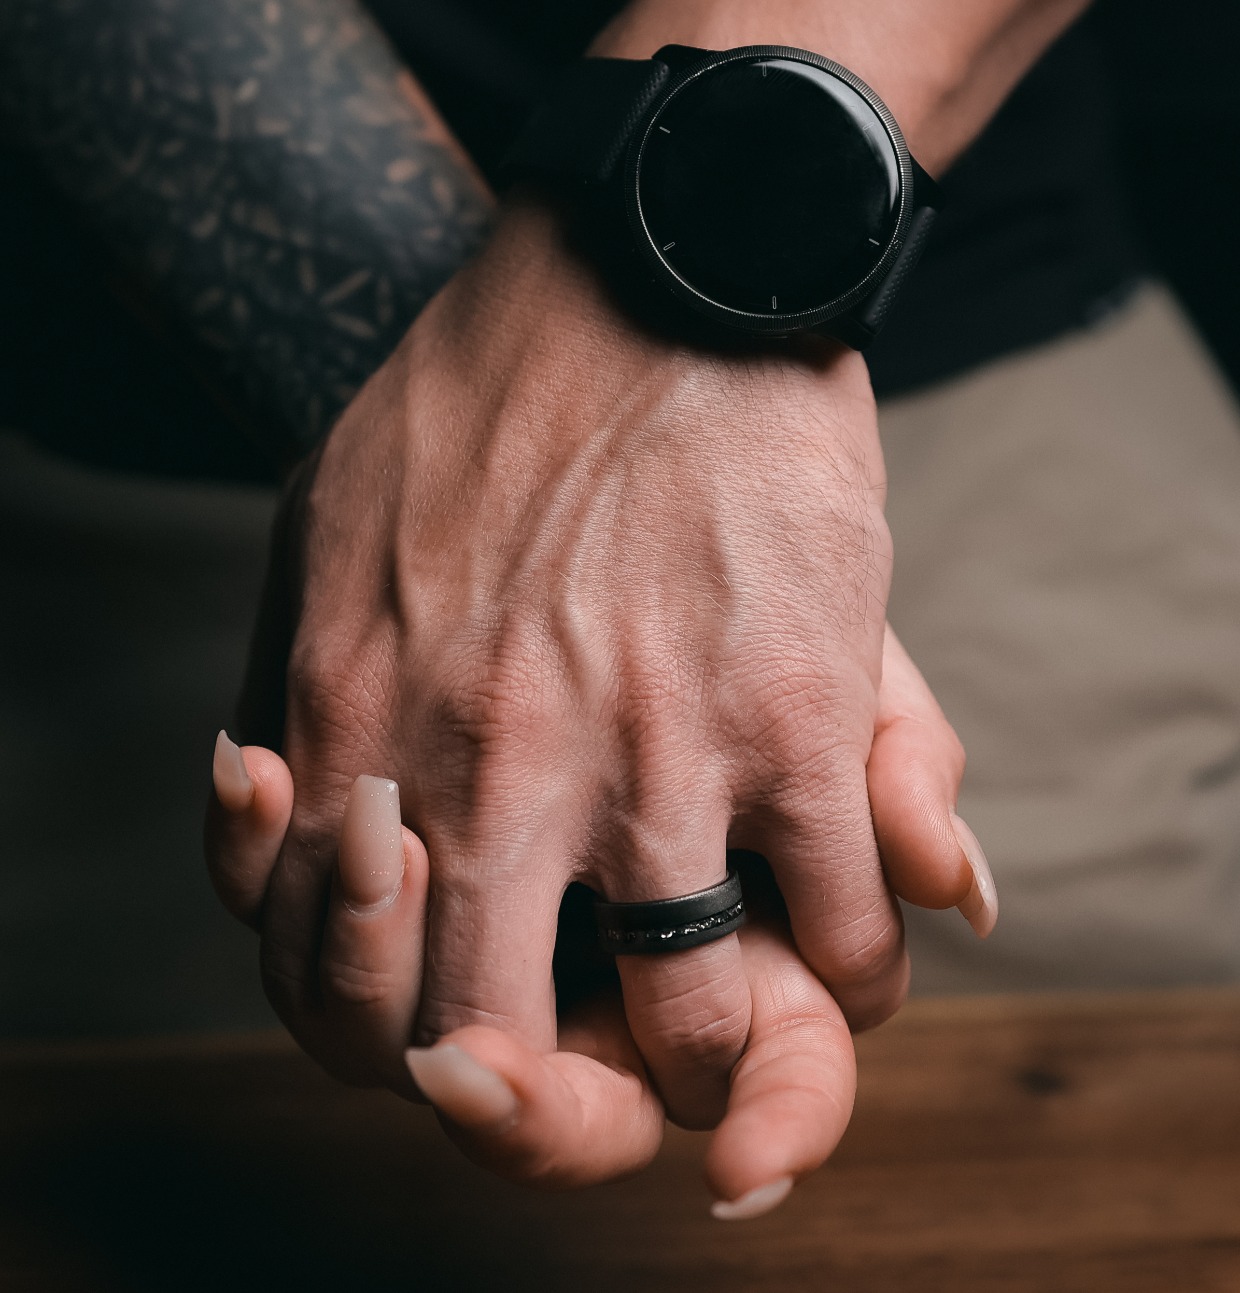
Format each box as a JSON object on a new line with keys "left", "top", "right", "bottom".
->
{"left": 867, "top": 237, "right": 882, "bottom": 246}
{"left": 658, "top": 125, "right": 671, "bottom": 134}
{"left": 771, "top": 295, "right": 778, "bottom": 309}
{"left": 662, "top": 240, "right": 676, "bottom": 251}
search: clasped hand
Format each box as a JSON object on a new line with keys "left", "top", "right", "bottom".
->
{"left": 205, "top": 203, "right": 993, "bottom": 1210}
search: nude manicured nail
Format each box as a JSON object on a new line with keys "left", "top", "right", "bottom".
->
{"left": 405, "top": 1045, "right": 520, "bottom": 1132}
{"left": 710, "top": 1175, "right": 795, "bottom": 1221}
{"left": 212, "top": 730, "right": 254, "bottom": 813}
{"left": 339, "top": 775, "right": 404, "bottom": 910}
{"left": 951, "top": 812, "right": 999, "bottom": 939}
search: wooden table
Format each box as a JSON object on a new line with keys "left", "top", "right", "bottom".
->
{"left": 3, "top": 990, "right": 1238, "bottom": 1292}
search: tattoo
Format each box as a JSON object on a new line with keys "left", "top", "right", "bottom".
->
{"left": 0, "top": 0, "right": 493, "bottom": 458}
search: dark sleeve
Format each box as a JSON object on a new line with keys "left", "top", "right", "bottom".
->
{"left": 865, "top": 24, "right": 1145, "bottom": 398}
{"left": 0, "top": 0, "right": 493, "bottom": 465}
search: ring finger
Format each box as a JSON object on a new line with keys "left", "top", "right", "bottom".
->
{"left": 598, "top": 806, "right": 752, "bottom": 1130}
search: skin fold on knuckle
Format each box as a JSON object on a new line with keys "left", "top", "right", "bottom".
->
{"left": 286, "top": 622, "right": 395, "bottom": 744}
{"left": 425, "top": 644, "right": 572, "bottom": 805}
{"left": 320, "top": 955, "right": 401, "bottom": 1010}
{"left": 633, "top": 970, "right": 751, "bottom": 1072}
{"left": 413, "top": 972, "right": 537, "bottom": 1048}
{"left": 736, "top": 647, "right": 877, "bottom": 774}
{"left": 260, "top": 946, "right": 316, "bottom": 1027}
{"left": 819, "top": 908, "right": 906, "bottom": 995}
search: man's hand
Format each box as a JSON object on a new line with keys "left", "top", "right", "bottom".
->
{"left": 239, "top": 197, "right": 901, "bottom": 1127}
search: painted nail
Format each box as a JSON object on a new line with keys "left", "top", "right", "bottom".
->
{"left": 212, "top": 730, "right": 254, "bottom": 813}
{"left": 405, "top": 1045, "right": 520, "bottom": 1132}
{"left": 710, "top": 1175, "right": 795, "bottom": 1221}
{"left": 951, "top": 812, "right": 999, "bottom": 938}
{"left": 338, "top": 775, "right": 404, "bottom": 910}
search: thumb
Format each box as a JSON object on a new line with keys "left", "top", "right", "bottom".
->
{"left": 867, "top": 625, "right": 997, "bottom": 938}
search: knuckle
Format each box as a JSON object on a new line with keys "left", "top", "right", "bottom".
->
{"left": 740, "top": 659, "right": 869, "bottom": 773}
{"left": 287, "top": 631, "right": 389, "bottom": 741}
{"left": 260, "top": 937, "right": 314, "bottom": 1022}
{"left": 639, "top": 977, "right": 750, "bottom": 1071}
{"left": 607, "top": 795, "right": 722, "bottom": 882}
{"left": 431, "top": 639, "right": 565, "bottom": 770}
{"left": 657, "top": 1007, "right": 750, "bottom": 1071}
{"left": 413, "top": 984, "right": 527, "bottom": 1049}
{"left": 320, "top": 954, "right": 399, "bottom": 1010}
{"left": 829, "top": 914, "right": 906, "bottom": 991}
{"left": 434, "top": 672, "right": 545, "bottom": 748}
{"left": 618, "top": 658, "right": 695, "bottom": 729}
{"left": 764, "top": 745, "right": 867, "bottom": 830}
{"left": 766, "top": 693, "right": 850, "bottom": 773}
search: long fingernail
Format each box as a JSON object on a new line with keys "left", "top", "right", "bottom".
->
{"left": 213, "top": 730, "right": 254, "bottom": 813}
{"left": 711, "top": 1175, "right": 795, "bottom": 1221}
{"left": 339, "top": 776, "right": 404, "bottom": 910}
{"left": 405, "top": 1045, "right": 520, "bottom": 1132}
{"left": 951, "top": 812, "right": 998, "bottom": 938}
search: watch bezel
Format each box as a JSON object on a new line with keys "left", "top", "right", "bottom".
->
{"left": 623, "top": 45, "right": 915, "bottom": 335}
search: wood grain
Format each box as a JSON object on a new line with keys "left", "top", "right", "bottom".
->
{"left": 2, "top": 989, "right": 1237, "bottom": 1292}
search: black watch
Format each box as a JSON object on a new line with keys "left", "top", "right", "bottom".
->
{"left": 502, "top": 44, "right": 942, "bottom": 348}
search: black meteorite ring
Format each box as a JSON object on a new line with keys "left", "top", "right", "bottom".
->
{"left": 594, "top": 870, "right": 746, "bottom": 955}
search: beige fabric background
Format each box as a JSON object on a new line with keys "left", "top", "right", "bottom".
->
{"left": 885, "top": 284, "right": 1240, "bottom": 991}
{"left": 1, "top": 283, "right": 1236, "bottom": 1036}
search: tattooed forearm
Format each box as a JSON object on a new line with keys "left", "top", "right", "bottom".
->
{"left": 0, "top": 0, "right": 493, "bottom": 458}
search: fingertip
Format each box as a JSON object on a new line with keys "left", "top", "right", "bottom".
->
{"left": 703, "top": 928, "right": 856, "bottom": 1208}
{"left": 872, "top": 625, "right": 977, "bottom": 913}
{"left": 405, "top": 1042, "right": 520, "bottom": 1133}
{"left": 204, "top": 739, "right": 293, "bottom": 929}
{"left": 869, "top": 729, "right": 973, "bottom": 911}
{"left": 710, "top": 1175, "right": 794, "bottom": 1222}
{"left": 417, "top": 1023, "right": 665, "bottom": 1189}
{"left": 338, "top": 776, "right": 404, "bottom": 910}
{"left": 951, "top": 812, "right": 999, "bottom": 938}
{"left": 239, "top": 744, "right": 295, "bottom": 832}
{"left": 213, "top": 730, "right": 254, "bottom": 813}
{"left": 211, "top": 733, "right": 292, "bottom": 828}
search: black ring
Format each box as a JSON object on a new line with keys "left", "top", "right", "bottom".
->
{"left": 594, "top": 871, "right": 745, "bottom": 955}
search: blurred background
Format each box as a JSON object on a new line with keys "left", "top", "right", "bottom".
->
{"left": 1, "top": 0, "right": 1237, "bottom": 1041}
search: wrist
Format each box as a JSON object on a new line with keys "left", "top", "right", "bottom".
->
{"left": 589, "top": 0, "right": 1090, "bottom": 173}
{"left": 428, "top": 196, "right": 879, "bottom": 467}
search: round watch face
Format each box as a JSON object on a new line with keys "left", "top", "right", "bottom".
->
{"left": 631, "top": 52, "right": 906, "bottom": 328}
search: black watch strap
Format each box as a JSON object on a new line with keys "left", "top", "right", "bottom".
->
{"left": 826, "top": 204, "right": 938, "bottom": 347}
{"left": 500, "top": 57, "right": 670, "bottom": 188}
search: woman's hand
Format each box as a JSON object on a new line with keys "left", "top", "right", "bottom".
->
{"left": 206, "top": 621, "right": 994, "bottom": 1212}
